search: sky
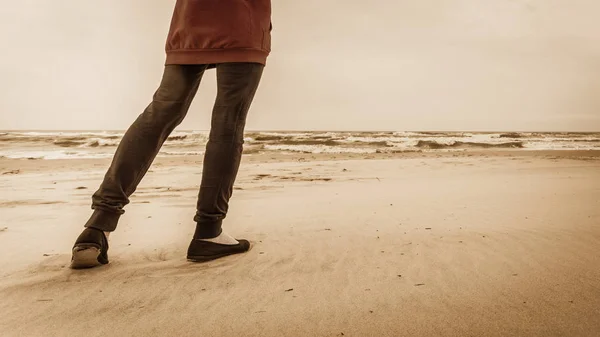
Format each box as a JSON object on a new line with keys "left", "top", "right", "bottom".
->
{"left": 1, "top": 0, "right": 599, "bottom": 131}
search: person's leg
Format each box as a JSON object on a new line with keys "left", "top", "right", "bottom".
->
{"left": 72, "top": 65, "right": 206, "bottom": 268}
{"left": 86, "top": 65, "right": 207, "bottom": 231}
{"left": 187, "top": 62, "right": 264, "bottom": 261}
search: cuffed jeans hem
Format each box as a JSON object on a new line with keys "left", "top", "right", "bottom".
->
{"left": 84, "top": 209, "right": 122, "bottom": 232}
{"left": 193, "top": 219, "right": 223, "bottom": 239}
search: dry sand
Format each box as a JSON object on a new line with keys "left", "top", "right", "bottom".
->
{"left": 0, "top": 151, "right": 599, "bottom": 337}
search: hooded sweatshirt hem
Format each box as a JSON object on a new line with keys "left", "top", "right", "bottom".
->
{"left": 166, "top": 48, "right": 268, "bottom": 66}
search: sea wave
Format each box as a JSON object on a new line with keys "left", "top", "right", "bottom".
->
{"left": 1, "top": 130, "right": 599, "bottom": 159}
{"left": 264, "top": 144, "right": 378, "bottom": 154}
{"left": 498, "top": 133, "right": 523, "bottom": 138}
{"left": 415, "top": 140, "right": 524, "bottom": 149}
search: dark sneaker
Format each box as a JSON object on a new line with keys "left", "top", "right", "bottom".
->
{"left": 186, "top": 239, "right": 250, "bottom": 262}
{"left": 71, "top": 228, "right": 109, "bottom": 269}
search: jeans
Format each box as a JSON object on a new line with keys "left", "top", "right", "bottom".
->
{"left": 84, "top": 63, "right": 264, "bottom": 238}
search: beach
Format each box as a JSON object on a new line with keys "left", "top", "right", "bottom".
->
{"left": 0, "top": 150, "right": 599, "bottom": 336}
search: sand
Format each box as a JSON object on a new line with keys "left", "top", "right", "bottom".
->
{"left": 0, "top": 150, "right": 599, "bottom": 337}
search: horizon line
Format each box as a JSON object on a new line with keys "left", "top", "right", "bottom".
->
{"left": 1, "top": 129, "right": 600, "bottom": 133}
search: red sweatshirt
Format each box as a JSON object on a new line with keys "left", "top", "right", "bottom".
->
{"left": 165, "top": 0, "right": 272, "bottom": 66}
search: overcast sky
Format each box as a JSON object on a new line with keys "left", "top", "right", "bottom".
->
{"left": 1, "top": 0, "right": 599, "bottom": 131}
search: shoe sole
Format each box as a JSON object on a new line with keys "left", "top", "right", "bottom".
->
{"left": 71, "top": 245, "right": 105, "bottom": 269}
{"left": 187, "top": 252, "right": 244, "bottom": 263}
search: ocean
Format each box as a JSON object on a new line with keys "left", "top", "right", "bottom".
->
{"left": 0, "top": 130, "right": 599, "bottom": 160}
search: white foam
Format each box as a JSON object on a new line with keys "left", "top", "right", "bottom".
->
{"left": 159, "top": 151, "right": 204, "bottom": 156}
{"left": 0, "top": 150, "right": 114, "bottom": 160}
{"left": 82, "top": 138, "right": 121, "bottom": 147}
{"left": 264, "top": 144, "right": 377, "bottom": 154}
